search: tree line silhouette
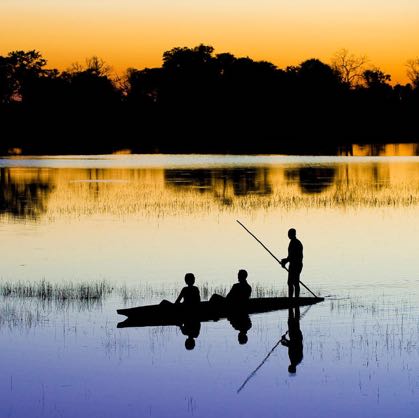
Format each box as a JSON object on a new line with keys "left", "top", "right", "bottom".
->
{"left": 1, "top": 46, "right": 418, "bottom": 154}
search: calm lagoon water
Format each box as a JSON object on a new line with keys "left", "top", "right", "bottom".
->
{"left": 0, "top": 151, "right": 418, "bottom": 417}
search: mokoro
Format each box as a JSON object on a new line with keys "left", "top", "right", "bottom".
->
{"left": 117, "top": 296, "right": 324, "bottom": 328}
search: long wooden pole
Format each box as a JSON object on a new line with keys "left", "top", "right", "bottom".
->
{"left": 236, "top": 220, "right": 319, "bottom": 299}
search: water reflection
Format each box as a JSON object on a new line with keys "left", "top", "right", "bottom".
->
{"left": 228, "top": 312, "right": 252, "bottom": 345}
{"left": 0, "top": 296, "right": 104, "bottom": 330}
{"left": 341, "top": 143, "right": 419, "bottom": 156}
{"left": 285, "top": 166, "right": 336, "bottom": 194}
{"left": 165, "top": 167, "right": 272, "bottom": 206}
{"left": 1, "top": 287, "right": 418, "bottom": 417}
{"left": 1, "top": 159, "right": 418, "bottom": 222}
{"left": 0, "top": 154, "right": 418, "bottom": 417}
{"left": 0, "top": 168, "right": 53, "bottom": 220}
{"left": 180, "top": 319, "right": 201, "bottom": 350}
{"left": 280, "top": 307, "right": 303, "bottom": 373}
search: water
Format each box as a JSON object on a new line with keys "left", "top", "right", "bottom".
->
{"left": 0, "top": 152, "right": 418, "bottom": 417}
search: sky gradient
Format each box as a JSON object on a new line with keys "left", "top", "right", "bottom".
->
{"left": 1, "top": 1, "right": 418, "bottom": 83}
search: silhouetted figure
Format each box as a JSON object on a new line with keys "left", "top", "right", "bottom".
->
{"left": 226, "top": 269, "right": 252, "bottom": 303}
{"left": 210, "top": 269, "right": 252, "bottom": 306}
{"left": 175, "top": 273, "right": 201, "bottom": 305}
{"left": 228, "top": 313, "right": 252, "bottom": 345}
{"left": 281, "top": 229, "right": 303, "bottom": 298}
{"left": 159, "top": 273, "right": 200, "bottom": 308}
{"left": 281, "top": 307, "right": 303, "bottom": 373}
{"left": 180, "top": 319, "right": 201, "bottom": 350}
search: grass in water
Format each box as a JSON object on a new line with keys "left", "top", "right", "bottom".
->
{"left": 0, "top": 279, "right": 286, "bottom": 304}
{"left": 118, "top": 281, "right": 286, "bottom": 303}
{"left": 0, "top": 301, "right": 46, "bottom": 329}
{"left": 0, "top": 280, "right": 113, "bottom": 301}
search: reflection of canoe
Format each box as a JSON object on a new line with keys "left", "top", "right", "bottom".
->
{"left": 117, "top": 297, "right": 324, "bottom": 328}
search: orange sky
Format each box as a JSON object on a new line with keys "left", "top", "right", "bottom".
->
{"left": 1, "top": 1, "right": 418, "bottom": 83}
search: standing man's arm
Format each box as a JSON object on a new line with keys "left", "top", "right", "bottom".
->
{"left": 281, "top": 243, "right": 291, "bottom": 267}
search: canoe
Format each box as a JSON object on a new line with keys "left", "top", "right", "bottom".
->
{"left": 117, "top": 296, "right": 324, "bottom": 328}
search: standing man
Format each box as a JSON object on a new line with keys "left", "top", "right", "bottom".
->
{"left": 281, "top": 228, "right": 303, "bottom": 298}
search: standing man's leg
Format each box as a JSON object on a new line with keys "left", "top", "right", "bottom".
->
{"left": 294, "top": 263, "right": 302, "bottom": 299}
{"left": 294, "top": 281, "right": 300, "bottom": 299}
{"left": 289, "top": 263, "right": 302, "bottom": 298}
{"left": 288, "top": 272, "right": 294, "bottom": 298}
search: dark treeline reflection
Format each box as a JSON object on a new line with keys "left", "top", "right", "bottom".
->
{"left": 1, "top": 47, "right": 419, "bottom": 154}
{"left": 285, "top": 167, "right": 336, "bottom": 194}
{"left": 0, "top": 168, "right": 53, "bottom": 219}
{"left": 164, "top": 168, "right": 273, "bottom": 204}
{"left": 165, "top": 166, "right": 336, "bottom": 200}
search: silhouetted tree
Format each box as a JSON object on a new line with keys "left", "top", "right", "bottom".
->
{"left": 331, "top": 49, "right": 368, "bottom": 87}
{"left": 125, "top": 67, "right": 162, "bottom": 106}
{"left": 406, "top": 58, "right": 419, "bottom": 88}
{"left": 362, "top": 69, "right": 391, "bottom": 89}
{"left": 4, "top": 50, "right": 49, "bottom": 102}
{"left": 61, "top": 57, "right": 119, "bottom": 108}
{"left": 283, "top": 59, "right": 346, "bottom": 142}
{"left": 0, "top": 56, "right": 14, "bottom": 104}
{"left": 1, "top": 46, "right": 418, "bottom": 154}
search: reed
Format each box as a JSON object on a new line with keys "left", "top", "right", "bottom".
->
{"left": 0, "top": 300, "right": 46, "bottom": 329}
{"left": 118, "top": 281, "right": 285, "bottom": 303}
{"left": 0, "top": 279, "right": 113, "bottom": 301}
{"left": 0, "top": 279, "right": 285, "bottom": 304}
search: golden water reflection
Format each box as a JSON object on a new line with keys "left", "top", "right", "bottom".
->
{"left": 1, "top": 160, "right": 418, "bottom": 221}
{"left": 346, "top": 143, "right": 419, "bottom": 157}
{"left": 0, "top": 167, "right": 54, "bottom": 220}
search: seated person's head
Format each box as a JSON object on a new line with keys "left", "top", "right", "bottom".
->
{"left": 185, "top": 337, "right": 195, "bottom": 350}
{"left": 184, "top": 273, "right": 195, "bottom": 286}
{"left": 238, "top": 269, "right": 248, "bottom": 283}
{"left": 238, "top": 331, "right": 248, "bottom": 345}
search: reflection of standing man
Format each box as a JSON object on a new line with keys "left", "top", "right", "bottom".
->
{"left": 281, "top": 307, "right": 303, "bottom": 373}
{"left": 281, "top": 228, "right": 303, "bottom": 298}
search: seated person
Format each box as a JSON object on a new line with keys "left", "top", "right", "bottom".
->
{"left": 175, "top": 273, "right": 201, "bottom": 305}
{"left": 210, "top": 269, "right": 252, "bottom": 305}
{"left": 226, "top": 269, "right": 252, "bottom": 303}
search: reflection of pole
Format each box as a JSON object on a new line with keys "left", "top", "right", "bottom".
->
{"left": 237, "top": 339, "right": 282, "bottom": 394}
{"left": 236, "top": 220, "right": 320, "bottom": 298}
{"left": 237, "top": 305, "right": 312, "bottom": 394}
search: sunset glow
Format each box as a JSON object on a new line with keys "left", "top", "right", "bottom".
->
{"left": 1, "top": 1, "right": 418, "bottom": 83}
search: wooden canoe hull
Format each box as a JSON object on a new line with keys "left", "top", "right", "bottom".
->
{"left": 117, "top": 296, "right": 324, "bottom": 328}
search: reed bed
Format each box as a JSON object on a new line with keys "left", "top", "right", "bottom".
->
{"left": 0, "top": 279, "right": 285, "bottom": 304}
{"left": 0, "top": 300, "right": 46, "bottom": 329}
{"left": 0, "top": 279, "right": 287, "bottom": 330}
{"left": 24, "top": 165, "right": 418, "bottom": 222}
{"left": 118, "top": 281, "right": 285, "bottom": 303}
{"left": 48, "top": 180, "right": 419, "bottom": 220}
{"left": 0, "top": 279, "right": 113, "bottom": 301}
{"left": 3, "top": 166, "right": 419, "bottom": 225}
